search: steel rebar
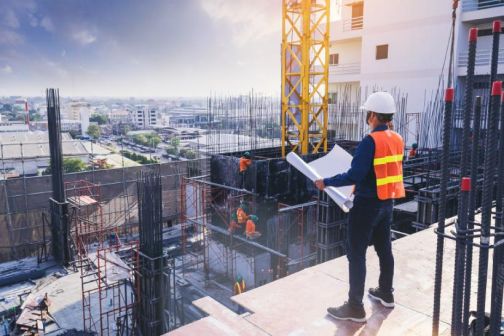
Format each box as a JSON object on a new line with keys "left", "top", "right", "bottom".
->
{"left": 476, "top": 81, "right": 502, "bottom": 335}
{"left": 451, "top": 27, "right": 477, "bottom": 336}
{"left": 462, "top": 96, "right": 482, "bottom": 336}
{"left": 432, "top": 87, "right": 455, "bottom": 336}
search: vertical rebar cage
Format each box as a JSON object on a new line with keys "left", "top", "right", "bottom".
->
{"left": 281, "top": 0, "right": 330, "bottom": 156}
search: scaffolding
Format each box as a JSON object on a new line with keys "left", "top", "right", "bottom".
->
{"left": 68, "top": 180, "right": 139, "bottom": 335}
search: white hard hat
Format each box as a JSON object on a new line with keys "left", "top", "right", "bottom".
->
{"left": 360, "top": 92, "right": 396, "bottom": 115}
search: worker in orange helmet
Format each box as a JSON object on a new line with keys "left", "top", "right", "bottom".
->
{"left": 228, "top": 213, "right": 241, "bottom": 233}
{"left": 408, "top": 143, "right": 418, "bottom": 160}
{"left": 245, "top": 215, "right": 261, "bottom": 239}
{"left": 239, "top": 152, "right": 252, "bottom": 188}
{"left": 315, "top": 92, "right": 405, "bottom": 323}
{"left": 236, "top": 202, "right": 249, "bottom": 225}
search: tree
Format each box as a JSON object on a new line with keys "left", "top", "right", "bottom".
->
{"left": 43, "top": 158, "right": 88, "bottom": 175}
{"left": 62, "top": 158, "right": 88, "bottom": 173}
{"left": 87, "top": 124, "right": 101, "bottom": 139}
{"left": 90, "top": 113, "right": 108, "bottom": 125}
{"left": 122, "top": 125, "right": 131, "bottom": 135}
{"left": 166, "top": 146, "right": 178, "bottom": 156}
{"left": 183, "top": 149, "right": 196, "bottom": 159}
{"left": 170, "top": 137, "right": 180, "bottom": 150}
{"left": 132, "top": 133, "right": 161, "bottom": 147}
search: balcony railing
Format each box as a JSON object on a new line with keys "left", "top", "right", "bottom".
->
{"left": 458, "top": 48, "right": 504, "bottom": 67}
{"left": 461, "top": 0, "right": 504, "bottom": 12}
{"left": 330, "top": 63, "right": 361, "bottom": 76}
{"left": 343, "top": 16, "right": 363, "bottom": 32}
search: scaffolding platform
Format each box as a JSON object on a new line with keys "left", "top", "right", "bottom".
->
{"left": 166, "top": 222, "right": 495, "bottom": 336}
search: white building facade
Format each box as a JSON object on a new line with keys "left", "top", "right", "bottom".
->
{"left": 129, "top": 105, "right": 158, "bottom": 129}
{"left": 329, "top": 0, "right": 504, "bottom": 144}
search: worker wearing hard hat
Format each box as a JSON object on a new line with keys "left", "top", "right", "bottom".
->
{"left": 408, "top": 143, "right": 418, "bottom": 160}
{"left": 315, "top": 92, "right": 405, "bottom": 323}
{"left": 239, "top": 152, "right": 252, "bottom": 188}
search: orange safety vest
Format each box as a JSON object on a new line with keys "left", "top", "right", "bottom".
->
{"left": 239, "top": 158, "right": 252, "bottom": 172}
{"left": 233, "top": 280, "right": 246, "bottom": 295}
{"left": 369, "top": 130, "right": 405, "bottom": 200}
{"left": 408, "top": 148, "right": 417, "bottom": 159}
{"left": 245, "top": 219, "right": 256, "bottom": 235}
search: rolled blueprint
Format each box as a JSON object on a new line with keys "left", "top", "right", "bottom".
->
{"left": 286, "top": 151, "right": 354, "bottom": 213}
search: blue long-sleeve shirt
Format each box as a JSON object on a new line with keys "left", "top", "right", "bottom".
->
{"left": 323, "top": 124, "right": 390, "bottom": 199}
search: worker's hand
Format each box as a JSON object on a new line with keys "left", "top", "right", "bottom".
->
{"left": 315, "top": 179, "right": 325, "bottom": 191}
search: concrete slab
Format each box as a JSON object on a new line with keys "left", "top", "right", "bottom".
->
{"left": 167, "top": 223, "right": 496, "bottom": 335}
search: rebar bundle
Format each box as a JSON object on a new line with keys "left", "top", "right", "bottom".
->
{"left": 137, "top": 168, "right": 164, "bottom": 336}
{"left": 46, "top": 88, "right": 71, "bottom": 265}
{"left": 206, "top": 92, "right": 281, "bottom": 155}
{"left": 451, "top": 27, "right": 477, "bottom": 336}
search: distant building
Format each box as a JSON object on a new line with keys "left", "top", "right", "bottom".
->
{"left": 67, "top": 101, "right": 90, "bottom": 120}
{"left": 130, "top": 106, "right": 158, "bottom": 129}
{"left": 0, "top": 131, "right": 89, "bottom": 176}
{"left": 0, "top": 121, "right": 29, "bottom": 132}
{"left": 108, "top": 110, "right": 131, "bottom": 124}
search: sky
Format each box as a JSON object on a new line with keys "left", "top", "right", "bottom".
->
{"left": 0, "top": 0, "right": 283, "bottom": 98}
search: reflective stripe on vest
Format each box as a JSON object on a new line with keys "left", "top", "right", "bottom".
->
{"left": 373, "top": 154, "right": 403, "bottom": 166}
{"left": 369, "top": 130, "right": 406, "bottom": 200}
{"left": 234, "top": 282, "right": 242, "bottom": 295}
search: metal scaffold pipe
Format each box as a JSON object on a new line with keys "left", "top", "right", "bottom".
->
{"left": 432, "top": 87, "right": 455, "bottom": 336}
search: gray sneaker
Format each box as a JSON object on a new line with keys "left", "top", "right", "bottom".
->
{"left": 368, "top": 287, "right": 395, "bottom": 308}
{"left": 327, "top": 302, "right": 366, "bottom": 323}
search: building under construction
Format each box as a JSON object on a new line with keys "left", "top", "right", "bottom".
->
{"left": 0, "top": 1, "right": 504, "bottom": 336}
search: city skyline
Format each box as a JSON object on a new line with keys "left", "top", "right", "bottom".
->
{"left": 0, "top": 0, "right": 282, "bottom": 98}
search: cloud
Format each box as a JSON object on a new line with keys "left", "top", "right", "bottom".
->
{"left": 28, "top": 14, "right": 39, "bottom": 27}
{"left": 200, "top": 0, "right": 280, "bottom": 46}
{"left": 72, "top": 30, "right": 97, "bottom": 45}
{"left": 40, "top": 17, "right": 54, "bottom": 32}
{"left": 4, "top": 10, "right": 20, "bottom": 29}
{"left": 1, "top": 65, "right": 13, "bottom": 74}
{"left": 45, "top": 60, "right": 68, "bottom": 78}
{"left": 0, "top": 30, "right": 24, "bottom": 45}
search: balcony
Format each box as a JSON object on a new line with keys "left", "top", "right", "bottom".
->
{"left": 330, "top": 16, "right": 364, "bottom": 42}
{"left": 458, "top": 48, "right": 504, "bottom": 67}
{"left": 461, "top": 0, "right": 504, "bottom": 22}
{"left": 343, "top": 16, "right": 363, "bottom": 32}
{"left": 461, "top": 0, "right": 504, "bottom": 11}
{"left": 329, "top": 63, "right": 361, "bottom": 83}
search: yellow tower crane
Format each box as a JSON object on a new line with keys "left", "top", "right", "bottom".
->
{"left": 281, "top": 0, "right": 330, "bottom": 157}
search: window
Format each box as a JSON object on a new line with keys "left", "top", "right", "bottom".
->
{"left": 329, "top": 53, "right": 339, "bottom": 65}
{"left": 376, "top": 44, "right": 389, "bottom": 60}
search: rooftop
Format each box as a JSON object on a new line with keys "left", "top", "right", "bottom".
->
{"left": 167, "top": 222, "right": 493, "bottom": 336}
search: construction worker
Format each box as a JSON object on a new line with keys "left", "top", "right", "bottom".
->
{"left": 245, "top": 215, "right": 261, "bottom": 239}
{"left": 408, "top": 143, "right": 418, "bottom": 160}
{"left": 233, "top": 275, "right": 246, "bottom": 314}
{"left": 236, "top": 202, "right": 249, "bottom": 225}
{"left": 233, "top": 275, "right": 246, "bottom": 295}
{"left": 239, "top": 152, "right": 252, "bottom": 188}
{"left": 228, "top": 213, "right": 241, "bottom": 233}
{"left": 315, "top": 92, "right": 405, "bottom": 323}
